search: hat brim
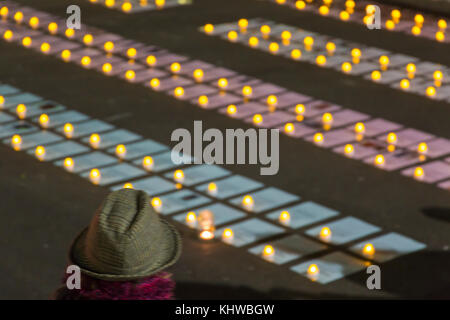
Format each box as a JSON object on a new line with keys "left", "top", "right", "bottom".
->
{"left": 69, "top": 218, "right": 181, "bottom": 281}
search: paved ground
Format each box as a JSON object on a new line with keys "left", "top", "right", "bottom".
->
{"left": 0, "top": 0, "right": 449, "bottom": 299}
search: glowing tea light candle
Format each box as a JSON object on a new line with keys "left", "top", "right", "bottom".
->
{"left": 389, "top": 132, "right": 402, "bottom": 145}
{"left": 222, "top": 228, "right": 234, "bottom": 243}
{"left": 48, "top": 22, "right": 58, "bottom": 34}
{"left": 304, "top": 36, "right": 314, "bottom": 51}
{"left": 260, "top": 25, "right": 271, "bottom": 37}
{"left": 61, "top": 50, "right": 71, "bottom": 62}
{"left": 307, "top": 264, "right": 319, "bottom": 278}
{"left": 374, "top": 154, "right": 385, "bottom": 167}
{"left": 115, "top": 144, "right": 127, "bottom": 159}
{"left": 41, "top": 42, "right": 51, "bottom": 54}
{"left": 125, "top": 70, "right": 136, "bottom": 81}
{"left": 319, "top": 226, "right": 331, "bottom": 241}
{"left": 379, "top": 55, "right": 389, "bottom": 71}
{"left": 385, "top": 20, "right": 395, "bottom": 30}
{"left": 313, "top": 133, "right": 324, "bottom": 145}
{"left": 127, "top": 48, "right": 137, "bottom": 59}
{"left": 151, "top": 197, "right": 162, "bottom": 212}
{"left": 344, "top": 144, "right": 354, "bottom": 156}
{"left": 417, "top": 142, "right": 428, "bottom": 154}
{"left": 316, "top": 55, "right": 326, "bottom": 66}
{"left": 39, "top": 114, "right": 50, "bottom": 128}
{"left": 89, "top": 133, "right": 101, "bottom": 149}
{"left": 3, "top": 30, "right": 13, "bottom": 41}
{"left": 406, "top": 63, "right": 416, "bottom": 79}
{"left": 279, "top": 211, "right": 290, "bottom": 225}
{"left": 22, "top": 36, "right": 32, "bottom": 48}
{"left": 35, "top": 146, "right": 46, "bottom": 161}
{"left": 414, "top": 14, "right": 424, "bottom": 27}
{"left": 351, "top": 48, "right": 361, "bottom": 64}
{"left": 81, "top": 56, "right": 91, "bottom": 67}
{"left": 89, "top": 168, "right": 101, "bottom": 184}
{"left": 104, "top": 41, "right": 114, "bottom": 53}
{"left": 198, "top": 210, "right": 215, "bottom": 240}
{"left": 438, "top": 19, "right": 447, "bottom": 30}
{"left": 198, "top": 95, "right": 208, "bottom": 107}
{"left": 14, "top": 11, "right": 23, "bottom": 23}
{"left": 193, "top": 69, "right": 204, "bottom": 82}
{"left": 341, "top": 62, "right": 352, "bottom": 74}
{"left": 253, "top": 114, "right": 263, "bottom": 125}
{"left": 266, "top": 95, "right": 278, "bottom": 107}
{"left": 269, "top": 42, "right": 279, "bottom": 54}
{"left": 0, "top": 95, "right": 4, "bottom": 108}
{"left": 326, "top": 42, "right": 336, "bottom": 56}
{"left": 369, "top": 70, "right": 380, "bottom": 82}
{"left": 411, "top": 25, "right": 421, "bottom": 36}
{"left": 11, "top": 134, "right": 22, "bottom": 151}
{"left": 363, "top": 243, "right": 375, "bottom": 257}
{"left": 433, "top": 71, "right": 443, "bottom": 87}
{"left": 63, "top": 157, "right": 74, "bottom": 172}
{"left": 295, "top": 104, "right": 305, "bottom": 115}
{"left": 16, "top": 104, "right": 27, "bottom": 119}
{"left": 207, "top": 182, "right": 218, "bottom": 195}
{"left": 295, "top": 0, "right": 306, "bottom": 10}
{"left": 83, "top": 34, "right": 94, "bottom": 46}
{"left": 319, "top": 5, "right": 329, "bottom": 15}
{"left": 105, "top": 0, "right": 115, "bottom": 7}
{"left": 150, "top": 78, "right": 160, "bottom": 89}
{"left": 238, "top": 19, "right": 248, "bottom": 31}
{"left": 122, "top": 2, "right": 132, "bottom": 12}
{"left": 354, "top": 122, "right": 365, "bottom": 134}
{"left": 174, "top": 87, "right": 184, "bottom": 98}
{"left": 391, "top": 9, "right": 401, "bottom": 23}
{"left": 146, "top": 55, "right": 157, "bottom": 67}
{"left": 426, "top": 86, "right": 436, "bottom": 98}
{"left": 123, "top": 183, "right": 133, "bottom": 189}
{"left": 185, "top": 211, "right": 197, "bottom": 228}
{"left": 227, "top": 104, "right": 237, "bottom": 116}
{"left": 281, "top": 31, "right": 291, "bottom": 45}
{"left": 242, "top": 195, "right": 254, "bottom": 210}
{"left": 414, "top": 167, "right": 425, "bottom": 180}
{"left": 291, "top": 49, "right": 302, "bottom": 60}
{"left": 170, "top": 62, "right": 181, "bottom": 74}
{"left": 284, "top": 122, "right": 294, "bottom": 134}
{"left": 173, "top": 169, "right": 184, "bottom": 183}
{"left": 340, "top": 10, "right": 350, "bottom": 21}
{"left": 155, "top": 0, "right": 166, "bottom": 8}
{"left": 0, "top": 6, "right": 9, "bottom": 18}
{"left": 436, "top": 31, "right": 445, "bottom": 41}
{"left": 218, "top": 78, "right": 228, "bottom": 90}
{"left": 242, "top": 86, "right": 252, "bottom": 98}
{"left": 29, "top": 16, "right": 39, "bottom": 29}
{"left": 227, "top": 30, "right": 238, "bottom": 42}
{"left": 262, "top": 245, "right": 275, "bottom": 260}
{"left": 398, "top": 79, "right": 410, "bottom": 91}
{"left": 102, "top": 63, "right": 113, "bottom": 74}
{"left": 65, "top": 28, "right": 75, "bottom": 38}
{"left": 204, "top": 23, "right": 214, "bottom": 34}
{"left": 142, "top": 156, "right": 154, "bottom": 171}
{"left": 63, "top": 123, "right": 74, "bottom": 138}
{"left": 322, "top": 113, "right": 333, "bottom": 125}
{"left": 199, "top": 229, "right": 215, "bottom": 240}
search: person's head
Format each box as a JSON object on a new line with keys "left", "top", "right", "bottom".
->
{"left": 56, "top": 189, "right": 181, "bottom": 300}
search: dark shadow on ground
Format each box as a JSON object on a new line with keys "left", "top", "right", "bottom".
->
{"left": 346, "top": 250, "right": 450, "bottom": 299}
{"left": 176, "top": 282, "right": 377, "bottom": 300}
{"left": 422, "top": 207, "right": 450, "bottom": 224}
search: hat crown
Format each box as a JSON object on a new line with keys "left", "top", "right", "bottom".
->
{"left": 84, "top": 189, "right": 164, "bottom": 275}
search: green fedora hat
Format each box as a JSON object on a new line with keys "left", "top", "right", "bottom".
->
{"left": 69, "top": 189, "right": 181, "bottom": 281}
